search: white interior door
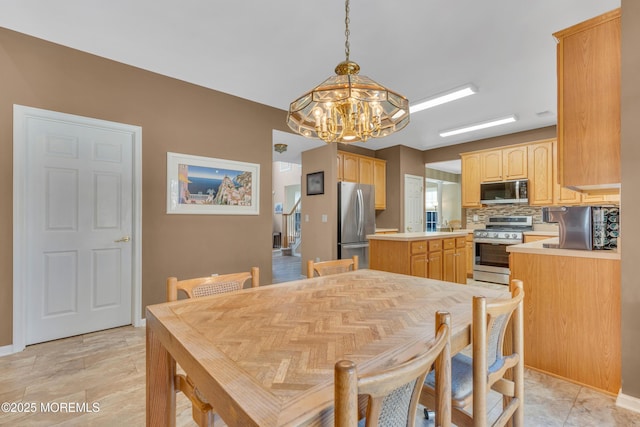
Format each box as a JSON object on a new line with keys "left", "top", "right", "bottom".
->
{"left": 404, "top": 174, "right": 424, "bottom": 233}
{"left": 22, "top": 111, "right": 135, "bottom": 345}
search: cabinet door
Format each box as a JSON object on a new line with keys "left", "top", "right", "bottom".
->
{"left": 503, "top": 146, "right": 528, "bottom": 180}
{"left": 373, "top": 159, "right": 386, "bottom": 210}
{"left": 337, "top": 152, "right": 344, "bottom": 182}
{"left": 480, "top": 151, "right": 503, "bottom": 182}
{"left": 342, "top": 153, "right": 359, "bottom": 183}
{"left": 555, "top": 9, "right": 621, "bottom": 188}
{"left": 465, "top": 238, "right": 474, "bottom": 277}
{"left": 410, "top": 254, "right": 427, "bottom": 278}
{"left": 427, "top": 251, "right": 442, "bottom": 281}
{"left": 358, "top": 157, "right": 374, "bottom": 185}
{"left": 443, "top": 248, "right": 455, "bottom": 282}
{"left": 552, "top": 141, "right": 582, "bottom": 205}
{"left": 528, "top": 141, "right": 554, "bottom": 206}
{"left": 455, "top": 247, "right": 466, "bottom": 284}
{"left": 461, "top": 153, "right": 481, "bottom": 207}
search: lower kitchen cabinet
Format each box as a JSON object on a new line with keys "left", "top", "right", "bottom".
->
{"left": 509, "top": 250, "right": 620, "bottom": 394}
{"left": 427, "top": 239, "right": 442, "bottom": 280}
{"left": 443, "top": 237, "right": 467, "bottom": 284}
{"left": 465, "top": 233, "right": 474, "bottom": 277}
{"left": 369, "top": 235, "right": 466, "bottom": 283}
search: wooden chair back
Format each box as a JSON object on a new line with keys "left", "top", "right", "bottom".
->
{"left": 307, "top": 256, "right": 358, "bottom": 279}
{"left": 420, "top": 279, "right": 524, "bottom": 427}
{"left": 167, "top": 267, "right": 259, "bottom": 302}
{"left": 335, "top": 312, "right": 452, "bottom": 427}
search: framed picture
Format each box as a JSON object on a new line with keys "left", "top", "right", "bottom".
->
{"left": 306, "top": 171, "right": 324, "bottom": 196}
{"left": 274, "top": 202, "right": 283, "bottom": 214}
{"left": 167, "top": 152, "right": 260, "bottom": 215}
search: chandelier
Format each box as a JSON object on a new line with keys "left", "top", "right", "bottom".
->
{"left": 286, "top": 0, "right": 409, "bottom": 144}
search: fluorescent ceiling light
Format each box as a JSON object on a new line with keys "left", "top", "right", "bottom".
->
{"left": 410, "top": 84, "right": 477, "bottom": 114}
{"left": 439, "top": 115, "right": 518, "bottom": 137}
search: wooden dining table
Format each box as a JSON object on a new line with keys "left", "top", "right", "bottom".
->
{"left": 146, "top": 269, "right": 508, "bottom": 426}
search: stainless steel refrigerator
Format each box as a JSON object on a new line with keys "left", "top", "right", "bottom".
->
{"left": 338, "top": 182, "right": 375, "bottom": 268}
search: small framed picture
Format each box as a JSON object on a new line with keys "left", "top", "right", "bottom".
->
{"left": 306, "top": 171, "right": 324, "bottom": 196}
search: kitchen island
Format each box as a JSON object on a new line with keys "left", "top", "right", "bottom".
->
{"left": 368, "top": 231, "right": 472, "bottom": 284}
{"left": 507, "top": 238, "right": 620, "bottom": 394}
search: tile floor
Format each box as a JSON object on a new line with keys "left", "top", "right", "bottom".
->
{"left": 0, "top": 254, "right": 637, "bottom": 426}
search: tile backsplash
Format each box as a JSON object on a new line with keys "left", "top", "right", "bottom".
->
{"left": 466, "top": 205, "right": 544, "bottom": 228}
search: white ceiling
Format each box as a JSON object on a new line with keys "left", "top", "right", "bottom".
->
{"left": 0, "top": 0, "right": 620, "bottom": 164}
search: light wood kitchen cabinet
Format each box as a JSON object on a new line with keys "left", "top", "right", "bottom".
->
{"left": 341, "top": 152, "right": 359, "bottom": 183}
{"left": 461, "top": 153, "right": 481, "bottom": 207}
{"left": 373, "top": 159, "right": 386, "bottom": 210}
{"left": 465, "top": 233, "right": 474, "bottom": 277}
{"left": 410, "top": 240, "right": 428, "bottom": 277}
{"left": 369, "top": 235, "right": 467, "bottom": 283}
{"left": 442, "top": 238, "right": 466, "bottom": 284}
{"left": 552, "top": 140, "right": 582, "bottom": 205}
{"left": 337, "top": 151, "right": 387, "bottom": 210}
{"left": 480, "top": 150, "right": 503, "bottom": 182}
{"left": 427, "top": 239, "right": 443, "bottom": 280}
{"left": 527, "top": 140, "right": 554, "bottom": 206}
{"left": 480, "top": 147, "right": 527, "bottom": 183}
{"left": 358, "top": 156, "right": 374, "bottom": 185}
{"left": 554, "top": 9, "right": 621, "bottom": 192}
{"left": 502, "top": 146, "right": 528, "bottom": 180}
{"left": 510, "top": 251, "right": 620, "bottom": 394}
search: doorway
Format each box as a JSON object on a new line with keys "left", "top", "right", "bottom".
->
{"left": 13, "top": 105, "right": 142, "bottom": 350}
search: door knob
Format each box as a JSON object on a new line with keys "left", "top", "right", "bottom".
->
{"left": 114, "top": 236, "right": 131, "bottom": 243}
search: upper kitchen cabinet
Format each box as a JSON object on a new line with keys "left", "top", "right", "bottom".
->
{"left": 554, "top": 9, "right": 621, "bottom": 193}
{"left": 461, "top": 153, "right": 481, "bottom": 207}
{"left": 337, "top": 151, "right": 386, "bottom": 210}
{"left": 480, "top": 146, "right": 527, "bottom": 182}
{"left": 527, "top": 140, "right": 554, "bottom": 206}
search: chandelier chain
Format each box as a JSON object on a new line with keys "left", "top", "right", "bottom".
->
{"left": 344, "top": 0, "right": 350, "bottom": 61}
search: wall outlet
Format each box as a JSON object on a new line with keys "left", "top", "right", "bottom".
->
{"left": 473, "top": 214, "right": 479, "bottom": 222}
{"left": 305, "top": 214, "right": 309, "bottom": 222}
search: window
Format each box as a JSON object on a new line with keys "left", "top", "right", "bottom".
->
{"left": 425, "top": 211, "right": 438, "bottom": 232}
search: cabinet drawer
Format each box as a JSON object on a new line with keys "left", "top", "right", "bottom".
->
{"left": 443, "top": 238, "right": 455, "bottom": 250}
{"left": 411, "top": 241, "right": 427, "bottom": 254}
{"left": 428, "top": 240, "right": 442, "bottom": 251}
{"left": 456, "top": 237, "right": 466, "bottom": 248}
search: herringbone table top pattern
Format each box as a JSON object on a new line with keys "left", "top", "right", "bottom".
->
{"left": 146, "top": 269, "right": 506, "bottom": 426}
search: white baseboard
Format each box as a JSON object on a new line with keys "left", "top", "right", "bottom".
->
{"left": 135, "top": 318, "right": 146, "bottom": 328}
{"left": 0, "top": 344, "right": 18, "bottom": 357}
{"left": 617, "top": 392, "right": 640, "bottom": 413}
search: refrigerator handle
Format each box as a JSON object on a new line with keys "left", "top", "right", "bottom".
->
{"left": 357, "top": 188, "right": 364, "bottom": 237}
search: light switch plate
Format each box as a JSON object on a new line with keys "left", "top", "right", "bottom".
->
{"left": 321, "top": 214, "right": 327, "bottom": 223}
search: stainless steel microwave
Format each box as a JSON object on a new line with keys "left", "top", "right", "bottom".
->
{"left": 480, "top": 179, "right": 528, "bottom": 204}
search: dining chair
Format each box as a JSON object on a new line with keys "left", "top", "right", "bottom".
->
{"left": 335, "top": 311, "right": 452, "bottom": 427}
{"left": 420, "top": 279, "right": 525, "bottom": 427}
{"left": 307, "top": 255, "right": 358, "bottom": 278}
{"left": 166, "top": 267, "right": 259, "bottom": 427}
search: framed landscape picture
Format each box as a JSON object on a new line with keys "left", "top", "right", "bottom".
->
{"left": 166, "top": 152, "right": 260, "bottom": 215}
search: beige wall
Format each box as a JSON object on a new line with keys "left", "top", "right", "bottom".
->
{"left": 375, "top": 145, "right": 426, "bottom": 232}
{"left": 620, "top": 0, "right": 640, "bottom": 399}
{"left": 0, "top": 28, "right": 289, "bottom": 346}
{"left": 300, "top": 144, "right": 338, "bottom": 273}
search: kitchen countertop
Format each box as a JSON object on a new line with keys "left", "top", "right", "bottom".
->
{"left": 523, "top": 230, "right": 559, "bottom": 236}
{"left": 507, "top": 237, "right": 620, "bottom": 260}
{"left": 367, "top": 230, "right": 474, "bottom": 241}
{"left": 375, "top": 228, "right": 399, "bottom": 233}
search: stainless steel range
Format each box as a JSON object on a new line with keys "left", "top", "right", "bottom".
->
{"left": 473, "top": 216, "right": 533, "bottom": 285}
